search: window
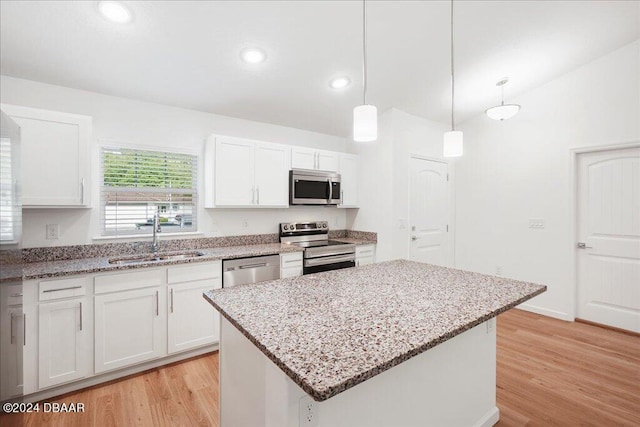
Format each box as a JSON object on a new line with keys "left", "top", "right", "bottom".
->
{"left": 101, "top": 147, "right": 197, "bottom": 236}
{"left": 0, "top": 137, "right": 20, "bottom": 243}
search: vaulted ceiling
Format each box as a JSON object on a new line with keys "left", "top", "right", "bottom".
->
{"left": 1, "top": 1, "right": 638, "bottom": 137}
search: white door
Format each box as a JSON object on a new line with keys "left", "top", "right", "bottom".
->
{"left": 291, "top": 147, "right": 317, "bottom": 170}
{"left": 38, "top": 298, "right": 91, "bottom": 388}
{"left": 254, "top": 142, "right": 290, "bottom": 207}
{"left": 409, "top": 158, "right": 449, "bottom": 267}
{"left": 215, "top": 137, "right": 255, "bottom": 206}
{"left": 94, "top": 287, "right": 166, "bottom": 373}
{"left": 576, "top": 146, "right": 640, "bottom": 332}
{"left": 317, "top": 150, "right": 339, "bottom": 172}
{"left": 339, "top": 153, "right": 359, "bottom": 207}
{"left": 168, "top": 279, "right": 221, "bottom": 354}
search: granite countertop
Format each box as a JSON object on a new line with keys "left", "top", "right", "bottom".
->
{"left": 3, "top": 244, "right": 300, "bottom": 281}
{"left": 1, "top": 237, "right": 377, "bottom": 282}
{"left": 203, "top": 259, "right": 546, "bottom": 402}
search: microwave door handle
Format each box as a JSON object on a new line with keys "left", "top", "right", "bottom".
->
{"left": 328, "top": 178, "right": 333, "bottom": 201}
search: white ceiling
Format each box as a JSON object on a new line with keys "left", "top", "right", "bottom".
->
{"left": 1, "top": 1, "right": 638, "bottom": 138}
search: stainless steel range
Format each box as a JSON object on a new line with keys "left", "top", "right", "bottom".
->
{"left": 279, "top": 221, "right": 356, "bottom": 274}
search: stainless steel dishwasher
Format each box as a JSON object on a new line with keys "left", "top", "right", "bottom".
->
{"left": 222, "top": 254, "right": 280, "bottom": 287}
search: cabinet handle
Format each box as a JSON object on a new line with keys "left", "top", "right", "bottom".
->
{"left": 42, "top": 285, "right": 82, "bottom": 293}
{"left": 251, "top": 186, "right": 255, "bottom": 204}
{"left": 10, "top": 313, "right": 16, "bottom": 344}
{"left": 315, "top": 152, "right": 319, "bottom": 169}
{"left": 170, "top": 288, "right": 174, "bottom": 314}
{"left": 79, "top": 302, "right": 83, "bottom": 331}
{"left": 10, "top": 293, "right": 23, "bottom": 297}
{"left": 23, "top": 314, "right": 26, "bottom": 346}
{"left": 156, "top": 290, "right": 159, "bottom": 316}
{"left": 81, "top": 178, "right": 85, "bottom": 205}
{"left": 256, "top": 186, "right": 260, "bottom": 205}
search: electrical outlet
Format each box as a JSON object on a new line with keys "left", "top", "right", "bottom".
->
{"left": 299, "top": 395, "right": 318, "bottom": 426}
{"left": 46, "top": 224, "right": 60, "bottom": 240}
{"left": 495, "top": 266, "right": 502, "bottom": 276}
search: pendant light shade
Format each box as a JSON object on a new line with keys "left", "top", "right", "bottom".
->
{"left": 353, "top": 0, "right": 377, "bottom": 142}
{"left": 443, "top": 0, "right": 462, "bottom": 158}
{"left": 485, "top": 78, "right": 520, "bottom": 120}
{"left": 353, "top": 104, "right": 378, "bottom": 141}
{"left": 443, "top": 131, "right": 463, "bottom": 157}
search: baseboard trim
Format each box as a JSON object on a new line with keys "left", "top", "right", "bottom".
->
{"left": 575, "top": 318, "right": 640, "bottom": 337}
{"left": 24, "top": 344, "right": 218, "bottom": 403}
{"left": 517, "top": 303, "right": 573, "bottom": 321}
{"left": 473, "top": 406, "right": 500, "bottom": 427}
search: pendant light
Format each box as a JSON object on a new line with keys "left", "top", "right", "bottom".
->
{"left": 485, "top": 77, "right": 520, "bottom": 120}
{"left": 353, "top": 0, "right": 377, "bottom": 142}
{"left": 443, "top": 0, "right": 462, "bottom": 157}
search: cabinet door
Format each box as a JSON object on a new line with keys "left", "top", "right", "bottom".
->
{"left": 1, "top": 104, "right": 91, "bottom": 207}
{"left": 339, "top": 153, "right": 360, "bottom": 207}
{"left": 317, "top": 150, "right": 339, "bottom": 172}
{"left": 94, "top": 287, "right": 166, "bottom": 374}
{"left": 291, "top": 147, "right": 317, "bottom": 170}
{"left": 254, "top": 142, "right": 290, "bottom": 207}
{"left": 356, "top": 244, "right": 376, "bottom": 267}
{"left": 214, "top": 137, "right": 255, "bottom": 206}
{"left": 0, "top": 306, "right": 23, "bottom": 400}
{"left": 168, "top": 278, "right": 221, "bottom": 354}
{"left": 38, "top": 298, "right": 91, "bottom": 389}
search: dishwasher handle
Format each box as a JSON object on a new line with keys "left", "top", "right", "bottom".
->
{"left": 239, "top": 262, "right": 268, "bottom": 269}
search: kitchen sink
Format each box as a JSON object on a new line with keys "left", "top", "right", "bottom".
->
{"left": 108, "top": 251, "right": 205, "bottom": 265}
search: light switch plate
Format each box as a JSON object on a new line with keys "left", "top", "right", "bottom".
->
{"left": 46, "top": 224, "right": 59, "bottom": 240}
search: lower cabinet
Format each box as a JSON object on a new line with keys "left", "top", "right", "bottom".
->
{"left": 280, "top": 252, "right": 303, "bottom": 278}
{"left": 168, "top": 278, "right": 221, "bottom": 354}
{"left": 0, "top": 283, "right": 24, "bottom": 400}
{"left": 356, "top": 244, "right": 376, "bottom": 267}
{"left": 38, "top": 297, "right": 91, "bottom": 388}
{"left": 94, "top": 286, "right": 166, "bottom": 374}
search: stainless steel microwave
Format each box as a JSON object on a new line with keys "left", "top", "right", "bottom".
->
{"left": 289, "top": 169, "right": 341, "bottom": 205}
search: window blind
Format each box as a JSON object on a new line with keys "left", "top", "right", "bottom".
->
{"left": 0, "top": 137, "right": 18, "bottom": 243}
{"left": 101, "top": 147, "right": 198, "bottom": 236}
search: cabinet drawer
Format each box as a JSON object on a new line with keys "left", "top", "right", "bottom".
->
{"left": 280, "top": 252, "right": 303, "bottom": 267}
{"left": 356, "top": 244, "right": 376, "bottom": 257}
{"left": 39, "top": 277, "right": 88, "bottom": 301}
{"left": 3, "top": 283, "right": 23, "bottom": 306}
{"left": 95, "top": 269, "right": 163, "bottom": 294}
{"left": 167, "top": 261, "right": 221, "bottom": 284}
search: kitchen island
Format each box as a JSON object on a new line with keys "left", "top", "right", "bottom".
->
{"left": 204, "top": 260, "right": 546, "bottom": 427}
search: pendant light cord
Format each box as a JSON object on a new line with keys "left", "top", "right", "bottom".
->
{"left": 450, "top": 0, "right": 455, "bottom": 131}
{"left": 362, "top": 0, "right": 367, "bottom": 105}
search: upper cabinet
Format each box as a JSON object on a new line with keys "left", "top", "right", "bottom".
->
{"left": 0, "top": 104, "right": 91, "bottom": 207}
{"left": 291, "top": 147, "right": 339, "bottom": 172}
{"left": 205, "top": 135, "right": 290, "bottom": 208}
{"left": 339, "top": 153, "right": 360, "bottom": 208}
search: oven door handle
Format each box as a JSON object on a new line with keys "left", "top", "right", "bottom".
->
{"left": 304, "top": 254, "right": 355, "bottom": 267}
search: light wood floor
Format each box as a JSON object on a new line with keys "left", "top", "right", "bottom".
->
{"left": 8, "top": 309, "right": 640, "bottom": 427}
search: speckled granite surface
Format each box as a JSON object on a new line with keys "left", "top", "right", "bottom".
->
{"left": 203, "top": 259, "right": 546, "bottom": 402}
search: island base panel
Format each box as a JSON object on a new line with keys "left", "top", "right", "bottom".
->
{"left": 219, "top": 317, "right": 499, "bottom": 427}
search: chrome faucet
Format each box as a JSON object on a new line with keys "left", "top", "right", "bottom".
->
{"left": 151, "top": 212, "right": 161, "bottom": 256}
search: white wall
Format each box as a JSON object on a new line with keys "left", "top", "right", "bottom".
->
{"left": 0, "top": 75, "right": 351, "bottom": 248}
{"left": 347, "top": 108, "right": 449, "bottom": 261}
{"left": 455, "top": 40, "right": 640, "bottom": 320}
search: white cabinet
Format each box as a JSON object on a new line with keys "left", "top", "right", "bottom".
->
{"left": 206, "top": 135, "right": 290, "bottom": 208}
{"left": 35, "top": 276, "right": 92, "bottom": 390}
{"left": 0, "top": 283, "right": 24, "bottom": 401}
{"left": 167, "top": 261, "right": 222, "bottom": 354}
{"left": 0, "top": 104, "right": 91, "bottom": 207}
{"left": 94, "top": 270, "right": 166, "bottom": 374}
{"left": 339, "top": 153, "right": 360, "bottom": 208}
{"left": 280, "top": 252, "right": 303, "bottom": 278}
{"left": 38, "top": 298, "right": 91, "bottom": 389}
{"left": 291, "top": 147, "right": 339, "bottom": 172}
{"left": 356, "top": 244, "right": 376, "bottom": 267}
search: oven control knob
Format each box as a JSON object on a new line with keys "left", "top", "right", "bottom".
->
{"left": 291, "top": 225, "right": 296, "bottom": 230}
{"left": 322, "top": 223, "right": 327, "bottom": 228}
{"left": 283, "top": 225, "right": 289, "bottom": 230}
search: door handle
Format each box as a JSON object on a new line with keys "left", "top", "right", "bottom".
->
{"left": 577, "top": 242, "right": 593, "bottom": 249}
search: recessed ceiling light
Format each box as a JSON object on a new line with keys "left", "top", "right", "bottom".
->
{"left": 240, "top": 48, "right": 267, "bottom": 64}
{"left": 98, "top": 1, "right": 133, "bottom": 24}
{"left": 329, "top": 77, "right": 351, "bottom": 90}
